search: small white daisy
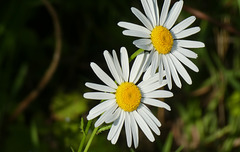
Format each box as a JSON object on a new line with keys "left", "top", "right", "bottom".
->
{"left": 83, "top": 47, "right": 173, "bottom": 148}
{"left": 118, "top": 0, "right": 205, "bottom": 89}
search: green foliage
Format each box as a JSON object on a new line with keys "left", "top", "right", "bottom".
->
{"left": 1, "top": 0, "right": 240, "bottom": 151}
{"left": 50, "top": 91, "right": 87, "bottom": 120}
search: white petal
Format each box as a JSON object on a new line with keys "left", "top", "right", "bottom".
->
{"left": 174, "top": 27, "right": 200, "bottom": 39}
{"left": 140, "top": 72, "right": 158, "bottom": 87}
{"left": 140, "top": 80, "right": 167, "bottom": 94}
{"left": 85, "top": 82, "right": 116, "bottom": 92}
{"left": 141, "top": 0, "right": 155, "bottom": 26}
{"left": 172, "top": 51, "right": 199, "bottom": 72}
{"left": 143, "top": 90, "right": 173, "bottom": 98}
{"left": 146, "top": 0, "right": 157, "bottom": 26}
{"left": 169, "top": 53, "right": 192, "bottom": 84}
{"left": 111, "top": 112, "right": 126, "bottom": 144}
{"left": 139, "top": 73, "right": 159, "bottom": 87}
{"left": 164, "top": 0, "right": 183, "bottom": 29}
{"left": 107, "top": 110, "right": 124, "bottom": 141}
{"left": 153, "top": 0, "right": 160, "bottom": 25}
{"left": 166, "top": 54, "right": 182, "bottom": 88}
{"left": 162, "top": 55, "right": 172, "bottom": 89}
{"left": 94, "top": 104, "right": 118, "bottom": 127}
{"left": 135, "top": 43, "right": 153, "bottom": 51}
{"left": 177, "top": 47, "right": 198, "bottom": 59}
{"left": 123, "top": 30, "right": 150, "bottom": 38}
{"left": 151, "top": 51, "right": 159, "bottom": 76}
{"left": 142, "top": 98, "right": 171, "bottom": 111}
{"left": 83, "top": 92, "right": 115, "bottom": 100}
{"left": 90, "top": 62, "right": 118, "bottom": 89}
{"left": 143, "top": 49, "right": 155, "bottom": 72}
{"left": 125, "top": 113, "right": 132, "bottom": 147}
{"left": 131, "top": 7, "right": 153, "bottom": 30}
{"left": 104, "top": 51, "right": 122, "bottom": 85}
{"left": 158, "top": 55, "right": 164, "bottom": 84}
{"left": 137, "top": 107, "right": 160, "bottom": 135}
{"left": 129, "top": 112, "right": 139, "bottom": 148}
{"left": 105, "top": 107, "right": 121, "bottom": 123}
{"left": 118, "top": 22, "right": 151, "bottom": 34}
{"left": 133, "top": 39, "right": 152, "bottom": 46}
{"left": 171, "top": 16, "right": 196, "bottom": 34}
{"left": 143, "top": 52, "right": 158, "bottom": 81}
{"left": 141, "top": 104, "right": 161, "bottom": 127}
{"left": 175, "top": 40, "right": 205, "bottom": 48}
{"left": 133, "top": 111, "right": 155, "bottom": 142}
{"left": 129, "top": 52, "right": 145, "bottom": 82}
{"left": 87, "top": 99, "right": 116, "bottom": 120}
{"left": 133, "top": 53, "right": 148, "bottom": 83}
{"left": 143, "top": 65, "right": 152, "bottom": 81}
{"left": 112, "top": 50, "right": 124, "bottom": 80}
{"left": 120, "top": 47, "right": 129, "bottom": 82}
{"left": 160, "top": 0, "right": 171, "bottom": 25}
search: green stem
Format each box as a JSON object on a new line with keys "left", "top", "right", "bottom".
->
{"left": 83, "top": 126, "right": 99, "bottom": 152}
{"left": 129, "top": 49, "right": 144, "bottom": 62}
{"left": 78, "top": 120, "right": 92, "bottom": 152}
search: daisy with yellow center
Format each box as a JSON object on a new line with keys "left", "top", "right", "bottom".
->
{"left": 84, "top": 47, "right": 173, "bottom": 148}
{"left": 118, "top": 0, "right": 205, "bottom": 89}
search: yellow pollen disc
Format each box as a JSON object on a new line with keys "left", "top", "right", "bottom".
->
{"left": 115, "top": 82, "right": 142, "bottom": 112}
{"left": 151, "top": 26, "right": 174, "bottom": 54}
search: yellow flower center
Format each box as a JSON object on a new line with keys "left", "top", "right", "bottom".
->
{"left": 151, "top": 26, "right": 174, "bottom": 54}
{"left": 115, "top": 82, "right": 141, "bottom": 112}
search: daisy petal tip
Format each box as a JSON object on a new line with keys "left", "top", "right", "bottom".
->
{"left": 83, "top": 93, "right": 88, "bottom": 99}
{"left": 188, "top": 80, "right": 193, "bottom": 85}
{"left": 90, "top": 62, "right": 96, "bottom": 67}
{"left": 166, "top": 106, "right": 171, "bottom": 111}
{"left": 111, "top": 139, "right": 117, "bottom": 145}
{"left": 134, "top": 144, "right": 138, "bottom": 149}
{"left": 117, "top": 22, "right": 123, "bottom": 27}
{"left": 120, "top": 46, "right": 126, "bottom": 50}
{"left": 127, "top": 142, "right": 131, "bottom": 148}
{"left": 103, "top": 50, "right": 109, "bottom": 55}
{"left": 150, "top": 137, "right": 155, "bottom": 142}
{"left": 86, "top": 115, "right": 91, "bottom": 121}
{"left": 177, "top": 84, "right": 182, "bottom": 89}
{"left": 94, "top": 123, "right": 100, "bottom": 128}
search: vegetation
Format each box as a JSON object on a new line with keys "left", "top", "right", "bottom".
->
{"left": 0, "top": 0, "right": 240, "bottom": 151}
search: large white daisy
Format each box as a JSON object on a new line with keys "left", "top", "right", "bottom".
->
{"left": 83, "top": 47, "right": 173, "bottom": 148}
{"left": 118, "top": 0, "right": 205, "bottom": 89}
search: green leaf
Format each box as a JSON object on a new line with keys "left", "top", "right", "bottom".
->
{"left": 11, "top": 63, "right": 28, "bottom": 98}
{"left": 96, "top": 124, "right": 112, "bottom": 135}
{"left": 175, "top": 146, "right": 184, "bottom": 152}
{"left": 30, "top": 120, "right": 39, "bottom": 149}
{"left": 70, "top": 146, "right": 75, "bottom": 152}
{"left": 162, "top": 132, "right": 173, "bottom": 152}
{"left": 50, "top": 92, "right": 88, "bottom": 120}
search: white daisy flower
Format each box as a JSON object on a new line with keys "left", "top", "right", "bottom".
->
{"left": 83, "top": 47, "right": 173, "bottom": 148}
{"left": 118, "top": 0, "right": 205, "bottom": 89}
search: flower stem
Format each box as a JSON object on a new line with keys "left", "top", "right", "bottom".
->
{"left": 78, "top": 120, "right": 92, "bottom": 152}
{"left": 129, "top": 49, "right": 144, "bottom": 62}
{"left": 83, "top": 126, "right": 99, "bottom": 152}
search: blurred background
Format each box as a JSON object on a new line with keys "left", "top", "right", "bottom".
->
{"left": 0, "top": 0, "right": 240, "bottom": 151}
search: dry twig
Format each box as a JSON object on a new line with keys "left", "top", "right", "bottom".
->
{"left": 10, "top": 0, "right": 62, "bottom": 121}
